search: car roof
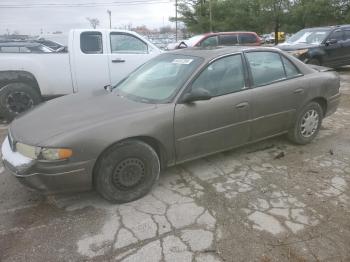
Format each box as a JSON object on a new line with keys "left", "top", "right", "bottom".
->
{"left": 203, "top": 31, "right": 258, "bottom": 37}
{"left": 169, "top": 46, "right": 280, "bottom": 61}
{"left": 303, "top": 24, "right": 350, "bottom": 31}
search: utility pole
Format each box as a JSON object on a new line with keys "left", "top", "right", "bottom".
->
{"left": 107, "top": 10, "right": 112, "bottom": 29}
{"left": 175, "top": 0, "right": 178, "bottom": 42}
{"left": 209, "top": 0, "right": 212, "bottom": 32}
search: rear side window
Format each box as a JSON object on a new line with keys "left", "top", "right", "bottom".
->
{"left": 110, "top": 33, "right": 148, "bottom": 53}
{"left": 80, "top": 32, "right": 103, "bottom": 54}
{"left": 239, "top": 33, "right": 258, "bottom": 44}
{"left": 219, "top": 34, "right": 238, "bottom": 45}
{"left": 246, "top": 51, "right": 285, "bottom": 87}
{"left": 282, "top": 56, "right": 300, "bottom": 78}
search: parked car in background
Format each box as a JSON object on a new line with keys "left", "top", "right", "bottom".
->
{"left": 277, "top": 25, "right": 350, "bottom": 67}
{"left": 0, "top": 42, "right": 54, "bottom": 53}
{"left": 0, "top": 29, "right": 161, "bottom": 121}
{"left": 2, "top": 46, "right": 340, "bottom": 203}
{"left": 166, "top": 31, "right": 261, "bottom": 50}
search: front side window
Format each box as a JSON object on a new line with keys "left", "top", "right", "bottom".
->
{"left": 110, "top": 33, "right": 147, "bottom": 54}
{"left": 116, "top": 54, "right": 203, "bottom": 103}
{"left": 200, "top": 36, "right": 219, "bottom": 47}
{"left": 328, "top": 30, "right": 344, "bottom": 41}
{"left": 192, "top": 54, "right": 245, "bottom": 96}
{"left": 246, "top": 52, "right": 286, "bottom": 87}
{"left": 80, "top": 32, "right": 103, "bottom": 54}
{"left": 344, "top": 29, "right": 350, "bottom": 40}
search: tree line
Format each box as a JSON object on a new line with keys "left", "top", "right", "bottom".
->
{"left": 175, "top": 0, "right": 350, "bottom": 41}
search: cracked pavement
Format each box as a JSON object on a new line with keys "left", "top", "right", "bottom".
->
{"left": 1, "top": 68, "right": 350, "bottom": 261}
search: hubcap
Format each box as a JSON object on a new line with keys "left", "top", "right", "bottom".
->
{"left": 112, "top": 158, "right": 145, "bottom": 190}
{"left": 6, "top": 92, "right": 34, "bottom": 114}
{"left": 300, "top": 109, "right": 319, "bottom": 138}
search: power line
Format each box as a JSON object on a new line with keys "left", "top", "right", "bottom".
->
{"left": 0, "top": 0, "right": 173, "bottom": 8}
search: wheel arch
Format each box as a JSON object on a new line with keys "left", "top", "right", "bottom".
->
{"left": 92, "top": 136, "right": 168, "bottom": 185}
{"left": 310, "top": 97, "right": 327, "bottom": 116}
{"left": 0, "top": 70, "right": 41, "bottom": 96}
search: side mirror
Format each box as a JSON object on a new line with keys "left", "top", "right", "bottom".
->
{"left": 326, "top": 39, "right": 338, "bottom": 45}
{"left": 182, "top": 88, "right": 211, "bottom": 103}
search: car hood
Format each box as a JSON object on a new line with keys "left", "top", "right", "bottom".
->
{"left": 277, "top": 43, "right": 319, "bottom": 51}
{"left": 10, "top": 90, "right": 157, "bottom": 145}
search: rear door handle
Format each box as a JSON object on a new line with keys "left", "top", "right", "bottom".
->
{"left": 235, "top": 102, "right": 249, "bottom": 109}
{"left": 294, "top": 88, "right": 304, "bottom": 94}
{"left": 112, "top": 59, "right": 126, "bottom": 63}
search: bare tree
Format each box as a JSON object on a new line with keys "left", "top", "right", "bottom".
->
{"left": 86, "top": 17, "right": 100, "bottom": 29}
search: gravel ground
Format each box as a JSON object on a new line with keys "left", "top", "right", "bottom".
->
{"left": 0, "top": 68, "right": 350, "bottom": 262}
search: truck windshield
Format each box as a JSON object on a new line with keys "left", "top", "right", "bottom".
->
{"left": 286, "top": 29, "right": 330, "bottom": 45}
{"left": 115, "top": 53, "right": 203, "bottom": 103}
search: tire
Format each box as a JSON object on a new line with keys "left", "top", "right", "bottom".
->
{"left": 94, "top": 140, "right": 160, "bottom": 203}
{"left": 308, "top": 58, "right": 321, "bottom": 66}
{"left": 0, "top": 82, "right": 41, "bottom": 121}
{"left": 288, "top": 102, "right": 323, "bottom": 145}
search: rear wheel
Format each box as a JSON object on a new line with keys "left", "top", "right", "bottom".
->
{"left": 288, "top": 102, "right": 323, "bottom": 144}
{"left": 0, "top": 82, "right": 41, "bottom": 121}
{"left": 94, "top": 140, "right": 160, "bottom": 203}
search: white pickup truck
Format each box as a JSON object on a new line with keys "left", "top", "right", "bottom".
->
{"left": 0, "top": 29, "right": 162, "bottom": 120}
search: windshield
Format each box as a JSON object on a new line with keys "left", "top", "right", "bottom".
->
{"left": 184, "top": 35, "right": 205, "bottom": 47}
{"left": 287, "top": 29, "right": 330, "bottom": 45}
{"left": 115, "top": 53, "right": 204, "bottom": 103}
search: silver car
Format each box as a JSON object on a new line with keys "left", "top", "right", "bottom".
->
{"left": 1, "top": 46, "right": 340, "bottom": 203}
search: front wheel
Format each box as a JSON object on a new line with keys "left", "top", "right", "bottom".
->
{"left": 94, "top": 140, "right": 160, "bottom": 203}
{"left": 288, "top": 102, "right": 323, "bottom": 145}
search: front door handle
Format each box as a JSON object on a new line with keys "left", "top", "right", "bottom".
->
{"left": 294, "top": 88, "right": 304, "bottom": 94}
{"left": 236, "top": 102, "right": 249, "bottom": 109}
{"left": 112, "top": 58, "right": 126, "bottom": 63}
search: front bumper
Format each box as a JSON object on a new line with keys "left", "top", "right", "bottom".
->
{"left": 1, "top": 136, "right": 95, "bottom": 193}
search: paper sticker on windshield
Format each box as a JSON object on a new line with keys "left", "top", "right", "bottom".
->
{"left": 172, "top": 59, "right": 193, "bottom": 65}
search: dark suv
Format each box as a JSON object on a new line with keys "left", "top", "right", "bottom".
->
{"left": 277, "top": 25, "right": 350, "bottom": 68}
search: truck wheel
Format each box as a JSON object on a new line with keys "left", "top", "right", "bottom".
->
{"left": 0, "top": 82, "right": 41, "bottom": 121}
{"left": 288, "top": 102, "right": 323, "bottom": 145}
{"left": 94, "top": 140, "right": 160, "bottom": 203}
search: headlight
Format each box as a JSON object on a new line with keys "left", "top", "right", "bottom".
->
{"left": 16, "top": 143, "right": 72, "bottom": 161}
{"left": 289, "top": 49, "right": 308, "bottom": 57}
{"left": 41, "top": 148, "right": 73, "bottom": 160}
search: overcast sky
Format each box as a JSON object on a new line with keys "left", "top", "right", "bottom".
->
{"left": 0, "top": 0, "right": 175, "bottom": 35}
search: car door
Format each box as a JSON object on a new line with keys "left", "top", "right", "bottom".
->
{"left": 323, "top": 29, "right": 345, "bottom": 67}
{"left": 245, "top": 51, "right": 305, "bottom": 140}
{"left": 72, "top": 31, "right": 111, "bottom": 92}
{"left": 108, "top": 32, "right": 158, "bottom": 86}
{"left": 174, "top": 54, "right": 252, "bottom": 163}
